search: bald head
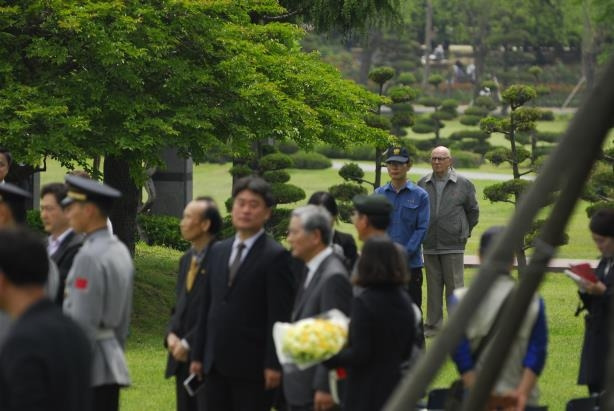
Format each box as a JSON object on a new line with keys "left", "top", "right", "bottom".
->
{"left": 430, "top": 146, "right": 452, "bottom": 177}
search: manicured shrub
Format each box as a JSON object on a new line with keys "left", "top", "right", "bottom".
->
{"left": 463, "top": 106, "right": 489, "bottom": 117}
{"left": 315, "top": 144, "right": 346, "bottom": 159}
{"left": 271, "top": 183, "right": 305, "bottom": 204}
{"left": 277, "top": 141, "right": 300, "bottom": 154}
{"left": 260, "top": 153, "right": 293, "bottom": 171}
{"left": 450, "top": 150, "right": 483, "bottom": 168}
{"left": 329, "top": 183, "right": 367, "bottom": 202}
{"left": 27, "top": 209, "right": 44, "bottom": 233}
{"left": 229, "top": 164, "right": 253, "bottom": 178}
{"left": 289, "top": 151, "right": 332, "bottom": 169}
{"left": 137, "top": 214, "right": 189, "bottom": 251}
{"left": 263, "top": 170, "right": 290, "bottom": 184}
{"left": 459, "top": 115, "right": 482, "bottom": 126}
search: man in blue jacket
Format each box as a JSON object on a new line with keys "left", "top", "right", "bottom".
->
{"left": 375, "top": 146, "right": 429, "bottom": 337}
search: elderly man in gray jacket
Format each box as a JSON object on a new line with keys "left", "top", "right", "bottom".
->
{"left": 418, "top": 146, "right": 479, "bottom": 337}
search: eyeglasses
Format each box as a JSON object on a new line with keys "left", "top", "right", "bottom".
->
{"left": 431, "top": 157, "right": 450, "bottom": 162}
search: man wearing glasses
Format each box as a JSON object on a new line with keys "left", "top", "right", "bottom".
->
{"left": 418, "top": 146, "right": 479, "bottom": 338}
{"left": 375, "top": 146, "right": 430, "bottom": 344}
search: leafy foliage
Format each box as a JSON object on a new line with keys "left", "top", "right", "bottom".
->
{"left": 137, "top": 214, "right": 189, "bottom": 251}
{"left": 288, "top": 151, "right": 332, "bottom": 169}
{"left": 483, "top": 179, "right": 531, "bottom": 204}
{"left": 368, "top": 66, "right": 396, "bottom": 86}
{"left": 339, "top": 163, "right": 365, "bottom": 181}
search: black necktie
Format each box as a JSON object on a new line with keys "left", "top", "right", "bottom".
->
{"left": 228, "top": 243, "right": 245, "bottom": 286}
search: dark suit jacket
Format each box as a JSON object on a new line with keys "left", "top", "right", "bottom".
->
{"left": 578, "top": 257, "right": 613, "bottom": 387}
{"left": 165, "top": 247, "right": 209, "bottom": 378}
{"left": 192, "top": 234, "right": 295, "bottom": 381}
{"left": 332, "top": 230, "right": 358, "bottom": 271}
{"left": 326, "top": 286, "right": 416, "bottom": 411}
{"left": 50, "top": 230, "right": 84, "bottom": 305}
{"left": 284, "top": 252, "right": 352, "bottom": 407}
{"left": 0, "top": 299, "right": 92, "bottom": 411}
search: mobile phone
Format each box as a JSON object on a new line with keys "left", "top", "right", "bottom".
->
{"left": 183, "top": 373, "right": 205, "bottom": 397}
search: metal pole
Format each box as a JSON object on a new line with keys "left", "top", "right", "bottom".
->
{"left": 383, "top": 56, "right": 614, "bottom": 411}
{"left": 461, "top": 113, "right": 610, "bottom": 410}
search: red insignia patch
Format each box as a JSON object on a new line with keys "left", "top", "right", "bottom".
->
{"left": 75, "top": 277, "right": 89, "bottom": 290}
{"left": 336, "top": 367, "right": 347, "bottom": 379}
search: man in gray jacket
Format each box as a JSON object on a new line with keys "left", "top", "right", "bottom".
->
{"left": 418, "top": 146, "right": 479, "bottom": 337}
{"left": 285, "top": 205, "right": 352, "bottom": 411}
{"left": 62, "top": 175, "right": 133, "bottom": 411}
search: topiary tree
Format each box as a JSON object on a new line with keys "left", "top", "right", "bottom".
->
{"left": 329, "top": 163, "right": 369, "bottom": 222}
{"left": 227, "top": 149, "right": 305, "bottom": 240}
{"left": 479, "top": 84, "right": 566, "bottom": 269}
{"left": 583, "top": 146, "right": 614, "bottom": 216}
{"left": 368, "top": 66, "right": 396, "bottom": 188}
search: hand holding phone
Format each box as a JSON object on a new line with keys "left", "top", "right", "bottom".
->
{"left": 183, "top": 373, "right": 205, "bottom": 397}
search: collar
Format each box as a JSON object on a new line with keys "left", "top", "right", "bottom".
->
{"left": 383, "top": 180, "right": 415, "bottom": 193}
{"left": 191, "top": 244, "right": 210, "bottom": 262}
{"left": 232, "top": 228, "right": 265, "bottom": 250}
{"left": 306, "top": 247, "right": 333, "bottom": 274}
{"left": 424, "top": 167, "right": 457, "bottom": 183}
{"left": 51, "top": 228, "right": 73, "bottom": 244}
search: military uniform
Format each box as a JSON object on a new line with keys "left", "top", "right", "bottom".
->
{"left": 61, "top": 175, "right": 134, "bottom": 411}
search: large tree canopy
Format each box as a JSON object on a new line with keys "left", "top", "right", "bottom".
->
{"left": 0, "top": 0, "right": 389, "bottom": 250}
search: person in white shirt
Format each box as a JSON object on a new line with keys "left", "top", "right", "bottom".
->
{"left": 40, "top": 183, "right": 84, "bottom": 305}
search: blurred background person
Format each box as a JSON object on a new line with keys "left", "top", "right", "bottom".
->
{"left": 0, "top": 227, "right": 91, "bottom": 411}
{"left": 40, "top": 182, "right": 84, "bottom": 305}
{"left": 0, "top": 148, "right": 10, "bottom": 185}
{"left": 308, "top": 191, "right": 357, "bottom": 271}
{"left": 165, "top": 197, "right": 222, "bottom": 411}
{"left": 325, "top": 237, "right": 416, "bottom": 411}
{"left": 450, "top": 227, "right": 547, "bottom": 410}
{"left": 577, "top": 208, "right": 614, "bottom": 395}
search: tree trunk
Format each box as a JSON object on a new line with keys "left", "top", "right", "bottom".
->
{"left": 104, "top": 155, "right": 139, "bottom": 255}
{"left": 358, "top": 31, "right": 380, "bottom": 85}
{"left": 422, "top": 0, "right": 433, "bottom": 88}
{"left": 582, "top": 0, "right": 596, "bottom": 90}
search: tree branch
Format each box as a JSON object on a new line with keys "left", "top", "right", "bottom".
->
{"left": 262, "top": 9, "right": 303, "bottom": 22}
{"left": 518, "top": 169, "right": 534, "bottom": 177}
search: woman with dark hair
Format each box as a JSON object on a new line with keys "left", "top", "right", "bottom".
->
{"left": 325, "top": 237, "right": 416, "bottom": 411}
{"left": 308, "top": 191, "right": 358, "bottom": 270}
{"left": 578, "top": 208, "right": 614, "bottom": 395}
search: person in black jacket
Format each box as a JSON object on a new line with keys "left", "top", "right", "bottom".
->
{"left": 0, "top": 226, "right": 92, "bottom": 411}
{"left": 40, "top": 182, "right": 84, "bottom": 305}
{"left": 308, "top": 191, "right": 358, "bottom": 271}
{"left": 165, "top": 197, "right": 222, "bottom": 411}
{"left": 578, "top": 208, "right": 614, "bottom": 395}
{"left": 189, "top": 177, "right": 295, "bottom": 411}
{"left": 325, "top": 236, "right": 416, "bottom": 411}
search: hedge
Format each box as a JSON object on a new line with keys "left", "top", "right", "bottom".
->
{"left": 289, "top": 151, "right": 332, "bottom": 169}
{"left": 137, "top": 214, "right": 189, "bottom": 251}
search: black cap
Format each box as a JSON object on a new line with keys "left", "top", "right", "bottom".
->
{"left": 0, "top": 183, "right": 32, "bottom": 203}
{"left": 384, "top": 146, "right": 410, "bottom": 163}
{"left": 0, "top": 183, "right": 31, "bottom": 224}
{"left": 62, "top": 175, "right": 121, "bottom": 207}
{"left": 352, "top": 194, "right": 392, "bottom": 215}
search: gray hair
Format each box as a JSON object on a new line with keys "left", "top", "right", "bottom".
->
{"left": 291, "top": 204, "right": 333, "bottom": 245}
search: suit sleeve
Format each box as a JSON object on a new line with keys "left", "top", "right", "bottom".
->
{"left": 313, "top": 272, "right": 352, "bottom": 392}
{"left": 164, "top": 254, "right": 187, "bottom": 347}
{"left": 63, "top": 253, "right": 104, "bottom": 342}
{"left": 264, "top": 248, "right": 295, "bottom": 371}
{"left": 464, "top": 180, "right": 480, "bottom": 233}
{"left": 325, "top": 297, "right": 372, "bottom": 368}
{"left": 405, "top": 191, "right": 430, "bottom": 256}
{"left": 191, "top": 255, "right": 212, "bottom": 363}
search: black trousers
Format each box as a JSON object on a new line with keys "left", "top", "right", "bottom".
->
{"left": 93, "top": 384, "right": 119, "bottom": 411}
{"left": 175, "top": 362, "right": 203, "bottom": 411}
{"left": 201, "top": 368, "right": 270, "bottom": 411}
{"left": 409, "top": 267, "right": 425, "bottom": 348}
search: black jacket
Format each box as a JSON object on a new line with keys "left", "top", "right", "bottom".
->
{"left": 326, "top": 286, "right": 416, "bottom": 411}
{"left": 578, "top": 257, "right": 613, "bottom": 388}
{"left": 0, "top": 299, "right": 92, "bottom": 411}
{"left": 50, "top": 230, "right": 84, "bottom": 305}
{"left": 332, "top": 230, "right": 358, "bottom": 271}
{"left": 192, "top": 234, "right": 295, "bottom": 381}
{"left": 165, "top": 247, "right": 209, "bottom": 378}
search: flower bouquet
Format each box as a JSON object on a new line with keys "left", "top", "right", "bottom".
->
{"left": 273, "top": 309, "right": 349, "bottom": 370}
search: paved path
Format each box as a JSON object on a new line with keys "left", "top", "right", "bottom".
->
{"left": 463, "top": 255, "right": 598, "bottom": 272}
{"left": 331, "top": 160, "right": 535, "bottom": 181}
